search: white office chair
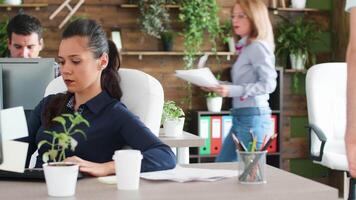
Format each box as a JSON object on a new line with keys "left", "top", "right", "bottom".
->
{"left": 306, "top": 62, "right": 354, "bottom": 199}
{"left": 29, "top": 68, "right": 164, "bottom": 168}
{"left": 44, "top": 68, "right": 164, "bottom": 135}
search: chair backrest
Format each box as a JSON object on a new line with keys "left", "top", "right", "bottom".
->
{"left": 44, "top": 68, "right": 164, "bottom": 136}
{"left": 306, "top": 62, "right": 347, "bottom": 169}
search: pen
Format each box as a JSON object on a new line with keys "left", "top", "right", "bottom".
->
{"left": 261, "top": 134, "right": 277, "bottom": 151}
{"left": 231, "top": 134, "right": 242, "bottom": 151}
{"left": 232, "top": 134, "right": 248, "bottom": 151}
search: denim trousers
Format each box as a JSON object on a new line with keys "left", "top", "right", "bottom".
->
{"left": 215, "top": 107, "right": 273, "bottom": 162}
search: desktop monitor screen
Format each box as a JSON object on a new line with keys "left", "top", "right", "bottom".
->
{"left": 0, "top": 58, "right": 55, "bottom": 110}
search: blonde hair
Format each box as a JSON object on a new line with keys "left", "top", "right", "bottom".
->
{"left": 235, "top": 0, "right": 275, "bottom": 51}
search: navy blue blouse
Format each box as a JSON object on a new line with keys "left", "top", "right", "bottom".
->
{"left": 25, "top": 91, "right": 176, "bottom": 172}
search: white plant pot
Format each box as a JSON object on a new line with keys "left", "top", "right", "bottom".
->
{"left": 290, "top": 53, "right": 306, "bottom": 70}
{"left": 163, "top": 118, "right": 185, "bottom": 137}
{"left": 206, "top": 97, "right": 223, "bottom": 112}
{"left": 43, "top": 162, "right": 79, "bottom": 197}
{"left": 227, "top": 37, "right": 236, "bottom": 53}
{"left": 291, "top": 0, "right": 306, "bottom": 9}
{"left": 4, "top": 0, "right": 22, "bottom": 5}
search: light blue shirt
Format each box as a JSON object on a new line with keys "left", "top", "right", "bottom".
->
{"left": 227, "top": 37, "right": 277, "bottom": 108}
{"left": 346, "top": 0, "right": 356, "bottom": 11}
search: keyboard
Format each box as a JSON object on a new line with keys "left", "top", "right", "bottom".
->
{"left": 0, "top": 168, "right": 84, "bottom": 181}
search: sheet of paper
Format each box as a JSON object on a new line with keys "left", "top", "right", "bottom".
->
{"left": 175, "top": 68, "right": 219, "bottom": 87}
{"left": 0, "top": 106, "right": 29, "bottom": 140}
{"left": 0, "top": 140, "right": 28, "bottom": 173}
{"left": 140, "top": 166, "right": 237, "bottom": 183}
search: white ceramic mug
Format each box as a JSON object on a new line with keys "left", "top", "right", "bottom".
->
{"left": 113, "top": 150, "right": 143, "bottom": 190}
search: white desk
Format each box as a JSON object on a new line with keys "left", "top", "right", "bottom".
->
{"left": 0, "top": 163, "right": 338, "bottom": 199}
{"left": 159, "top": 129, "right": 204, "bottom": 164}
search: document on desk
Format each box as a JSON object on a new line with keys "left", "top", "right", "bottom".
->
{"left": 175, "top": 68, "right": 219, "bottom": 88}
{"left": 140, "top": 166, "right": 237, "bottom": 183}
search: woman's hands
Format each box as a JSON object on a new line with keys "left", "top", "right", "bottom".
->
{"left": 64, "top": 156, "right": 115, "bottom": 177}
{"left": 201, "top": 85, "right": 229, "bottom": 97}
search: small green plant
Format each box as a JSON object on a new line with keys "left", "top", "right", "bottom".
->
{"left": 220, "top": 20, "right": 233, "bottom": 44}
{"left": 38, "top": 113, "right": 90, "bottom": 163}
{"left": 0, "top": 18, "right": 8, "bottom": 57}
{"left": 162, "top": 100, "right": 185, "bottom": 122}
{"left": 275, "top": 16, "right": 321, "bottom": 67}
{"left": 137, "top": 0, "right": 171, "bottom": 39}
{"left": 205, "top": 92, "right": 220, "bottom": 98}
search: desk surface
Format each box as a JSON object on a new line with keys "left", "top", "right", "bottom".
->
{"left": 159, "top": 128, "right": 204, "bottom": 148}
{"left": 0, "top": 163, "right": 338, "bottom": 200}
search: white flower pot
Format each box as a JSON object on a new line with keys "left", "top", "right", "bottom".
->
{"left": 206, "top": 97, "right": 223, "bottom": 112}
{"left": 4, "top": 0, "right": 22, "bottom": 5}
{"left": 290, "top": 53, "right": 306, "bottom": 70}
{"left": 43, "top": 162, "right": 79, "bottom": 197}
{"left": 227, "top": 37, "right": 236, "bottom": 53}
{"left": 291, "top": 0, "right": 306, "bottom": 9}
{"left": 163, "top": 118, "right": 185, "bottom": 137}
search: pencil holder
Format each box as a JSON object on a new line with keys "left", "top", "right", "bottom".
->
{"left": 237, "top": 150, "right": 267, "bottom": 184}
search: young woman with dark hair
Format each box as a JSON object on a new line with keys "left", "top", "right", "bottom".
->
{"left": 25, "top": 19, "right": 176, "bottom": 177}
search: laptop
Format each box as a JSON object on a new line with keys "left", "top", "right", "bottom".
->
{"left": 0, "top": 168, "right": 84, "bottom": 182}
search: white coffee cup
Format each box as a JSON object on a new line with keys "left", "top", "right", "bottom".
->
{"left": 113, "top": 150, "right": 143, "bottom": 190}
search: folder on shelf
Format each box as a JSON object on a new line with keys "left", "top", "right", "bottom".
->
{"left": 221, "top": 115, "right": 233, "bottom": 143}
{"left": 210, "top": 116, "right": 222, "bottom": 155}
{"left": 199, "top": 116, "right": 211, "bottom": 155}
{"left": 268, "top": 115, "right": 278, "bottom": 153}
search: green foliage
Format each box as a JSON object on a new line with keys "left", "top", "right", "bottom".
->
{"left": 275, "top": 17, "right": 321, "bottom": 67}
{"left": 38, "top": 113, "right": 90, "bottom": 163}
{"left": 0, "top": 19, "right": 8, "bottom": 57}
{"left": 138, "top": 0, "right": 172, "bottom": 39}
{"left": 220, "top": 20, "right": 232, "bottom": 44}
{"left": 179, "top": 0, "right": 220, "bottom": 69}
{"left": 162, "top": 100, "right": 185, "bottom": 122}
{"left": 205, "top": 92, "right": 219, "bottom": 98}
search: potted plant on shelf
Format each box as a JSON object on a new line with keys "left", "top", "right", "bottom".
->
{"left": 3, "top": 0, "right": 22, "bottom": 5}
{"left": 275, "top": 17, "right": 320, "bottom": 71}
{"left": 161, "top": 29, "right": 174, "bottom": 51}
{"left": 220, "top": 20, "right": 235, "bottom": 53}
{"left": 161, "top": 100, "right": 185, "bottom": 137}
{"left": 206, "top": 92, "right": 222, "bottom": 112}
{"left": 291, "top": 0, "right": 306, "bottom": 9}
{"left": 39, "top": 112, "right": 89, "bottom": 197}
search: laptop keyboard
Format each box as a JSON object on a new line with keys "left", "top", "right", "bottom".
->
{"left": 0, "top": 168, "right": 84, "bottom": 181}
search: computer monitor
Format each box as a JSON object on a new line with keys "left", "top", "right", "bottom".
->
{"left": 0, "top": 58, "right": 55, "bottom": 110}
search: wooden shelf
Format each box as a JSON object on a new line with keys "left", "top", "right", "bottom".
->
{"left": 269, "top": 7, "right": 327, "bottom": 15}
{"left": 284, "top": 69, "right": 307, "bottom": 73}
{"left": 120, "top": 4, "right": 179, "bottom": 8}
{"left": 0, "top": 3, "right": 48, "bottom": 11}
{"left": 121, "top": 51, "right": 236, "bottom": 60}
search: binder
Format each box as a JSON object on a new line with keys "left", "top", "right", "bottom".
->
{"left": 268, "top": 115, "right": 278, "bottom": 153}
{"left": 221, "top": 115, "right": 233, "bottom": 142}
{"left": 210, "top": 116, "right": 222, "bottom": 155}
{"left": 199, "top": 116, "right": 211, "bottom": 155}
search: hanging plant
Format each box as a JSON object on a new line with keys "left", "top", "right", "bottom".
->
{"left": 179, "top": 0, "right": 220, "bottom": 69}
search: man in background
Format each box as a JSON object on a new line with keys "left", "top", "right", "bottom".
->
{"left": 6, "top": 13, "right": 59, "bottom": 77}
{"left": 7, "top": 13, "right": 43, "bottom": 58}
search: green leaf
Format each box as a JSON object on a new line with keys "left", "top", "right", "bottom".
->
{"left": 70, "top": 138, "right": 78, "bottom": 151}
{"left": 72, "top": 129, "right": 87, "bottom": 140}
{"left": 52, "top": 116, "right": 66, "bottom": 127}
{"left": 42, "top": 152, "right": 49, "bottom": 163}
{"left": 37, "top": 140, "right": 51, "bottom": 149}
{"left": 48, "top": 149, "right": 58, "bottom": 161}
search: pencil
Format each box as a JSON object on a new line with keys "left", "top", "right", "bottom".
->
{"left": 232, "top": 134, "right": 248, "bottom": 151}
{"left": 261, "top": 133, "right": 277, "bottom": 151}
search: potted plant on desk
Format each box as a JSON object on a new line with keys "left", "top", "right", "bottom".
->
{"left": 39, "top": 112, "right": 89, "bottom": 197}
{"left": 162, "top": 100, "right": 185, "bottom": 137}
{"left": 206, "top": 92, "right": 223, "bottom": 112}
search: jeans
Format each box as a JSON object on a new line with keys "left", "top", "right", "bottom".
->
{"left": 215, "top": 107, "right": 273, "bottom": 162}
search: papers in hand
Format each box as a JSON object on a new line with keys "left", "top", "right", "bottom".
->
{"left": 140, "top": 166, "right": 237, "bottom": 183}
{"left": 175, "top": 68, "right": 219, "bottom": 88}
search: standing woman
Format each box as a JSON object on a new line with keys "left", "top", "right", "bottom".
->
{"left": 26, "top": 19, "right": 176, "bottom": 176}
{"left": 206, "top": 0, "right": 277, "bottom": 162}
